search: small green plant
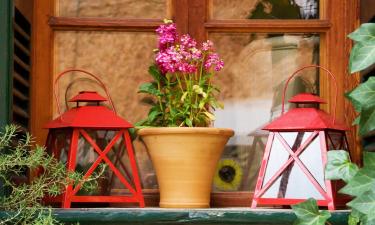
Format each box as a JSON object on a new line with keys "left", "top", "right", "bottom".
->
{"left": 292, "top": 23, "right": 375, "bottom": 225}
{"left": 292, "top": 198, "right": 331, "bottom": 225}
{"left": 136, "top": 20, "right": 224, "bottom": 127}
{"left": 0, "top": 125, "right": 103, "bottom": 224}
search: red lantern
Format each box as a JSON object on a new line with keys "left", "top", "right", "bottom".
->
{"left": 45, "top": 69, "right": 145, "bottom": 208}
{"left": 251, "top": 65, "right": 350, "bottom": 211}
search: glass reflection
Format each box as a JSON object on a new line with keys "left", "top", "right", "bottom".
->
{"left": 211, "top": 33, "right": 319, "bottom": 192}
{"left": 57, "top": 0, "right": 169, "bottom": 19}
{"left": 211, "top": 0, "right": 319, "bottom": 20}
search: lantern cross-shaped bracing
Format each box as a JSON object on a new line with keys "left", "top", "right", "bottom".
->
{"left": 45, "top": 69, "right": 144, "bottom": 208}
{"left": 251, "top": 65, "right": 350, "bottom": 211}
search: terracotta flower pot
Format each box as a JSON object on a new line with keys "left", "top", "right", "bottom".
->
{"left": 138, "top": 127, "right": 234, "bottom": 208}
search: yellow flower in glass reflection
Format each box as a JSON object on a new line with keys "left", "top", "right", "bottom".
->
{"left": 214, "top": 159, "right": 243, "bottom": 191}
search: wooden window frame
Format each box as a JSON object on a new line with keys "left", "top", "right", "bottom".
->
{"left": 31, "top": 0, "right": 360, "bottom": 207}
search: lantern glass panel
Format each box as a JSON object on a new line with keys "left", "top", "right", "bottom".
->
{"left": 46, "top": 128, "right": 72, "bottom": 161}
{"left": 51, "top": 129, "right": 136, "bottom": 196}
{"left": 262, "top": 131, "right": 325, "bottom": 199}
{"left": 327, "top": 131, "right": 348, "bottom": 150}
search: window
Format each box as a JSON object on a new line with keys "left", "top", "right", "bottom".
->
{"left": 31, "top": 0, "right": 360, "bottom": 206}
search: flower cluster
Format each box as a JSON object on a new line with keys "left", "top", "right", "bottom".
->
{"left": 155, "top": 21, "right": 224, "bottom": 75}
{"left": 137, "top": 21, "right": 225, "bottom": 127}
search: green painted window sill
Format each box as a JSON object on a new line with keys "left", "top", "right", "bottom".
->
{"left": 0, "top": 208, "right": 350, "bottom": 224}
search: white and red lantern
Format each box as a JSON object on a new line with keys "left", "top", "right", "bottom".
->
{"left": 251, "top": 65, "right": 350, "bottom": 210}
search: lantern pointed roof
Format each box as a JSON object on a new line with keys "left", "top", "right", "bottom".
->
{"left": 288, "top": 93, "right": 326, "bottom": 104}
{"left": 45, "top": 91, "right": 132, "bottom": 129}
{"left": 69, "top": 91, "right": 107, "bottom": 102}
{"left": 263, "top": 108, "right": 348, "bottom": 131}
{"left": 45, "top": 106, "right": 133, "bottom": 129}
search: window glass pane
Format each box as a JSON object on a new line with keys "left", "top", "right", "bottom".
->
{"left": 210, "top": 0, "right": 319, "bottom": 19}
{"left": 211, "top": 33, "right": 319, "bottom": 192}
{"left": 54, "top": 31, "right": 158, "bottom": 190}
{"left": 57, "top": 0, "right": 170, "bottom": 19}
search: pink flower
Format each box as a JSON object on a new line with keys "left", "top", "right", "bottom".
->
{"left": 154, "top": 22, "right": 223, "bottom": 74}
{"left": 204, "top": 53, "right": 224, "bottom": 71}
{"left": 180, "top": 34, "right": 197, "bottom": 48}
{"left": 156, "top": 23, "right": 177, "bottom": 50}
{"left": 202, "top": 40, "right": 214, "bottom": 51}
{"left": 190, "top": 47, "right": 202, "bottom": 60}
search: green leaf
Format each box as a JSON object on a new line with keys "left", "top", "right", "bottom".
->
{"left": 352, "top": 116, "right": 361, "bottom": 125}
{"left": 349, "top": 40, "right": 375, "bottom": 73}
{"left": 148, "top": 106, "right": 162, "bottom": 123}
{"left": 346, "top": 77, "right": 375, "bottom": 112}
{"left": 185, "top": 118, "right": 193, "bottom": 127}
{"left": 359, "top": 105, "right": 375, "bottom": 136}
{"left": 347, "top": 190, "right": 375, "bottom": 215}
{"left": 348, "top": 23, "right": 375, "bottom": 43}
{"left": 348, "top": 209, "right": 362, "bottom": 225}
{"left": 148, "top": 64, "right": 165, "bottom": 82}
{"left": 364, "top": 152, "right": 375, "bottom": 169}
{"left": 325, "top": 150, "right": 359, "bottom": 183}
{"left": 339, "top": 168, "right": 375, "bottom": 197}
{"left": 138, "top": 82, "right": 161, "bottom": 96}
{"left": 134, "top": 119, "right": 148, "bottom": 127}
{"left": 292, "top": 198, "right": 331, "bottom": 225}
{"left": 362, "top": 215, "right": 375, "bottom": 225}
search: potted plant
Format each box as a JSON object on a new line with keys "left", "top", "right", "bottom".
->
{"left": 136, "top": 20, "right": 234, "bottom": 208}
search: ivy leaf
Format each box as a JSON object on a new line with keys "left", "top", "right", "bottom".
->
{"left": 349, "top": 40, "right": 375, "bottom": 73}
{"left": 363, "top": 152, "right": 375, "bottom": 169}
{"left": 339, "top": 168, "right": 375, "bottom": 197}
{"left": 138, "top": 82, "right": 161, "bottom": 96}
{"left": 358, "top": 105, "right": 375, "bottom": 136}
{"left": 348, "top": 209, "right": 362, "bottom": 225}
{"left": 352, "top": 116, "right": 360, "bottom": 125}
{"left": 347, "top": 190, "right": 375, "bottom": 216}
{"left": 346, "top": 77, "right": 375, "bottom": 112}
{"left": 292, "top": 198, "right": 331, "bottom": 225}
{"left": 325, "top": 150, "right": 359, "bottom": 183}
{"left": 363, "top": 215, "right": 375, "bottom": 225}
{"left": 348, "top": 23, "right": 375, "bottom": 43}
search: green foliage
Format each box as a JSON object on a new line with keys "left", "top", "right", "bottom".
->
{"left": 291, "top": 198, "right": 331, "bottom": 225}
{"left": 346, "top": 77, "right": 375, "bottom": 136}
{"left": 293, "top": 151, "right": 375, "bottom": 225}
{"left": 347, "top": 23, "right": 375, "bottom": 137}
{"left": 348, "top": 23, "right": 375, "bottom": 73}
{"left": 137, "top": 64, "right": 223, "bottom": 127}
{"left": 0, "top": 125, "right": 103, "bottom": 224}
{"left": 325, "top": 150, "right": 358, "bottom": 183}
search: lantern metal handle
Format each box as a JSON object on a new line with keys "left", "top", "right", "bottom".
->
{"left": 53, "top": 69, "right": 117, "bottom": 117}
{"left": 281, "top": 65, "right": 338, "bottom": 123}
